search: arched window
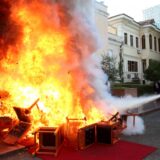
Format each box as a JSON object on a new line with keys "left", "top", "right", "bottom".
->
{"left": 130, "top": 35, "right": 133, "bottom": 46}
{"left": 149, "top": 34, "right": 152, "bottom": 49}
{"left": 124, "top": 33, "right": 127, "bottom": 44}
{"left": 142, "top": 35, "right": 146, "bottom": 49}
{"left": 158, "top": 38, "right": 160, "bottom": 52}
{"left": 154, "top": 37, "right": 157, "bottom": 51}
{"left": 136, "top": 37, "right": 139, "bottom": 48}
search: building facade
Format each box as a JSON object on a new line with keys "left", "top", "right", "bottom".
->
{"left": 95, "top": 1, "right": 108, "bottom": 54}
{"left": 95, "top": 2, "right": 160, "bottom": 83}
{"left": 108, "top": 14, "right": 160, "bottom": 83}
{"left": 143, "top": 4, "right": 160, "bottom": 29}
{"left": 108, "top": 25, "right": 122, "bottom": 69}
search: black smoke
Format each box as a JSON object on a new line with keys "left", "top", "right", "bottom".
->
{"left": 0, "top": 0, "right": 22, "bottom": 60}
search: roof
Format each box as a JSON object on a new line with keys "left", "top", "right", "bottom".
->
{"left": 108, "top": 13, "right": 134, "bottom": 20}
{"left": 139, "top": 19, "right": 155, "bottom": 26}
{"left": 108, "top": 13, "right": 140, "bottom": 27}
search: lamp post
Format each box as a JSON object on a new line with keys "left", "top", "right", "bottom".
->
{"left": 119, "top": 42, "right": 124, "bottom": 83}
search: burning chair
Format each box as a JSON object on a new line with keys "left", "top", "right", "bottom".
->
{"left": 64, "top": 117, "right": 96, "bottom": 150}
{"left": 78, "top": 123, "right": 96, "bottom": 150}
{"left": 33, "top": 127, "right": 63, "bottom": 156}
{"left": 96, "top": 112, "right": 126, "bottom": 144}
{"left": 0, "top": 116, "right": 17, "bottom": 137}
{"left": 2, "top": 99, "right": 39, "bottom": 145}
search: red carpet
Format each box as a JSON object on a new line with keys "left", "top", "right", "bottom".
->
{"left": 31, "top": 140, "right": 157, "bottom": 160}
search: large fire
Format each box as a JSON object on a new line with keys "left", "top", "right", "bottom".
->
{"left": 0, "top": 0, "right": 113, "bottom": 134}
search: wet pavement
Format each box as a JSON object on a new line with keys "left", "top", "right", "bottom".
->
{"left": 1, "top": 104, "right": 160, "bottom": 160}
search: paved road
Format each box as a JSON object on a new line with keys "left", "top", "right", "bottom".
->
{"left": 1, "top": 109, "right": 160, "bottom": 160}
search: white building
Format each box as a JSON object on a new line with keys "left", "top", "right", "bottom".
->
{"left": 108, "top": 25, "right": 122, "bottom": 68}
{"left": 95, "top": 1, "right": 108, "bottom": 54}
{"left": 143, "top": 4, "right": 160, "bottom": 29}
{"left": 108, "top": 14, "right": 160, "bottom": 83}
{"left": 95, "top": 2, "right": 160, "bottom": 83}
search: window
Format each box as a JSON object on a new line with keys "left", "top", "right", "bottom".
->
{"left": 142, "top": 35, "right": 146, "bottom": 49}
{"left": 158, "top": 38, "right": 160, "bottom": 52}
{"left": 124, "top": 33, "right": 127, "bottom": 44}
{"left": 149, "top": 34, "right": 152, "bottom": 49}
{"left": 130, "top": 35, "right": 133, "bottom": 47}
{"left": 154, "top": 37, "right": 157, "bottom": 51}
{"left": 136, "top": 37, "right": 139, "bottom": 48}
{"left": 128, "top": 61, "right": 138, "bottom": 72}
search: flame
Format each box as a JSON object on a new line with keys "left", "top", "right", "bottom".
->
{"left": 0, "top": 0, "right": 113, "bottom": 134}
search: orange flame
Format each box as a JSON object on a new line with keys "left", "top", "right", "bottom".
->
{"left": 0, "top": 0, "right": 112, "bottom": 133}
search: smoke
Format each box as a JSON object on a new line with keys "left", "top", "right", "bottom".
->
{"left": 110, "top": 94, "right": 160, "bottom": 113}
{"left": 123, "top": 116, "right": 145, "bottom": 135}
{"left": 0, "top": 0, "right": 159, "bottom": 135}
{"left": 0, "top": 0, "right": 22, "bottom": 62}
{"left": 58, "top": 0, "right": 100, "bottom": 64}
{"left": 67, "top": 1, "right": 160, "bottom": 135}
{"left": 86, "top": 53, "right": 160, "bottom": 135}
{"left": 84, "top": 51, "right": 160, "bottom": 135}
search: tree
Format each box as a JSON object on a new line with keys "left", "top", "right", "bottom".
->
{"left": 101, "top": 54, "right": 118, "bottom": 81}
{"left": 144, "top": 60, "right": 160, "bottom": 82}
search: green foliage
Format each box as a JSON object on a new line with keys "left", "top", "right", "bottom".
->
{"left": 101, "top": 54, "right": 118, "bottom": 81}
{"left": 137, "top": 85, "right": 154, "bottom": 96}
{"left": 144, "top": 60, "right": 160, "bottom": 81}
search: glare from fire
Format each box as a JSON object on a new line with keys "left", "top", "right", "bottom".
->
{"left": 0, "top": 0, "right": 112, "bottom": 133}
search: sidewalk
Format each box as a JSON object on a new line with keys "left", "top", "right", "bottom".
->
{"left": 122, "top": 109, "right": 160, "bottom": 159}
